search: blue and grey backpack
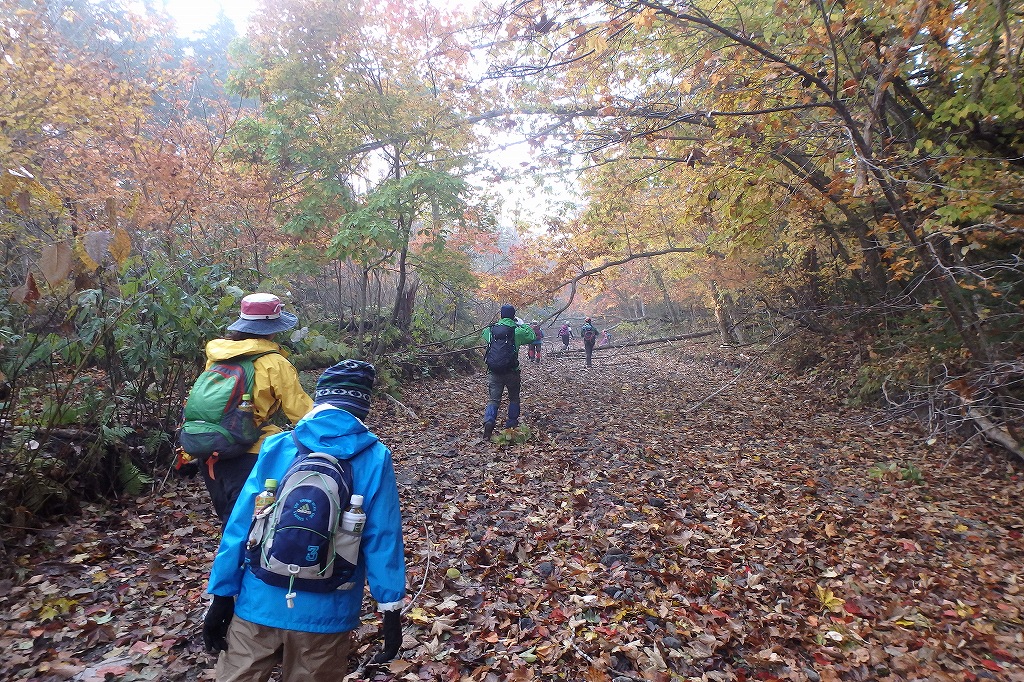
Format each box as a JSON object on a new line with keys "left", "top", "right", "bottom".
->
{"left": 245, "top": 433, "right": 359, "bottom": 598}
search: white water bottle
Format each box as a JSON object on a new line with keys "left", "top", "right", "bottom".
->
{"left": 341, "top": 495, "right": 365, "bottom": 533}
{"left": 337, "top": 495, "right": 365, "bottom": 566}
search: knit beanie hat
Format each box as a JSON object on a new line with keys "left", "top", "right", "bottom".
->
{"left": 313, "top": 360, "right": 376, "bottom": 420}
{"left": 500, "top": 304, "right": 516, "bottom": 319}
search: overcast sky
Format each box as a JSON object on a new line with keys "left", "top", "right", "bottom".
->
{"left": 157, "top": 0, "right": 578, "bottom": 231}
{"left": 160, "top": 0, "right": 254, "bottom": 36}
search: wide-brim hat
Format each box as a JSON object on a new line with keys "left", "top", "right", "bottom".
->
{"left": 227, "top": 293, "right": 298, "bottom": 335}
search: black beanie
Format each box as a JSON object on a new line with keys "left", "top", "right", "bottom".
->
{"left": 500, "top": 304, "right": 516, "bottom": 319}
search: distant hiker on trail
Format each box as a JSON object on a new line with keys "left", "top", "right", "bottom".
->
{"left": 557, "top": 322, "right": 574, "bottom": 351}
{"left": 527, "top": 320, "right": 544, "bottom": 364}
{"left": 182, "top": 293, "right": 313, "bottom": 524}
{"left": 481, "top": 304, "right": 536, "bottom": 440}
{"left": 580, "top": 317, "right": 599, "bottom": 368}
{"left": 600, "top": 329, "right": 610, "bottom": 346}
{"left": 203, "top": 359, "right": 405, "bottom": 680}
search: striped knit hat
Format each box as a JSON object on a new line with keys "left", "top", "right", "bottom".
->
{"left": 313, "top": 360, "right": 376, "bottom": 420}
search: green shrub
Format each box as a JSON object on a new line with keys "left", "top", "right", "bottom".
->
{"left": 867, "top": 462, "right": 925, "bottom": 484}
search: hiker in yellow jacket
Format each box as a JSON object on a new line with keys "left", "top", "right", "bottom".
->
{"left": 200, "top": 294, "right": 313, "bottom": 523}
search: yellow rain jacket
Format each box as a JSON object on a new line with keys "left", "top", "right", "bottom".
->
{"left": 203, "top": 338, "right": 313, "bottom": 453}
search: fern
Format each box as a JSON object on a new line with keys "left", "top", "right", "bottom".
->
{"left": 118, "top": 456, "right": 154, "bottom": 496}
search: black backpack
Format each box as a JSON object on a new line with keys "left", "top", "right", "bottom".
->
{"left": 484, "top": 323, "right": 517, "bottom": 372}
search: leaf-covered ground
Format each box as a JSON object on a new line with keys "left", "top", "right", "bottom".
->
{"left": 3, "top": 344, "right": 1023, "bottom": 682}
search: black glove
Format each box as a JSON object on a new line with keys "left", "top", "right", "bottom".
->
{"left": 370, "top": 610, "right": 402, "bottom": 664}
{"left": 202, "top": 595, "right": 234, "bottom": 654}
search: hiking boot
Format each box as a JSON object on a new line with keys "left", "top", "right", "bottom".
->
{"left": 482, "top": 421, "right": 495, "bottom": 440}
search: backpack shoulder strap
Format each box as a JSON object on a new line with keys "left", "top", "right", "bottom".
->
{"left": 231, "top": 350, "right": 280, "bottom": 395}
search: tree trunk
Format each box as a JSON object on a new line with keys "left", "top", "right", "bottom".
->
{"left": 709, "top": 279, "right": 740, "bottom": 345}
{"left": 395, "top": 277, "right": 417, "bottom": 332}
{"left": 391, "top": 212, "right": 412, "bottom": 330}
{"left": 650, "top": 265, "right": 679, "bottom": 323}
{"left": 355, "top": 265, "right": 369, "bottom": 359}
{"left": 335, "top": 260, "right": 346, "bottom": 332}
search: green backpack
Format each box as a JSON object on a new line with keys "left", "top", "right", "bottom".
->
{"left": 178, "top": 352, "right": 275, "bottom": 460}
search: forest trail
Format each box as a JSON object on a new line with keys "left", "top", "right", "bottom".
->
{"left": 3, "top": 344, "right": 1023, "bottom": 682}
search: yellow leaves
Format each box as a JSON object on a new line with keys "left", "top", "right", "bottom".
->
{"left": 406, "top": 607, "right": 431, "bottom": 624}
{"left": 37, "top": 597, "right": 77, "bottom": 622}
{"left": 109, "top": 228, "right": 132, "bottom": 265}
{"left": 75, "top": 237, "right": 100, "bottom": 272}
{"left": 585, "top": 32, "right": 608, "bottom": 54}
{"left": 815, "top": 584, "right": 845, "bottom": 613}
{"left": 632, "top": 8, "right": 656, "bottom": 30}
{"left": 73, "top": 227, "right": 132, "bottom": 270}
{"left": 1, "top": 174, "right": 64, "bottom": 216}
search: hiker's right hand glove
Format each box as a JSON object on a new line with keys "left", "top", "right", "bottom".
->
{"left": 202, "top": 596, "right": 234, "bottom": 654}
{"left": 371, "top": 610, "right": 402, "bottom": 663}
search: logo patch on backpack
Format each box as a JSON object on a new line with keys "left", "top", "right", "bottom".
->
{"left": 484, "top": 324, "right": 517, "bottom": 373}
{"left": 178, "top": 352, "right": 275, "bottom": 460}
{"left": 245, "top": 450, "right": 359, "bottom": 594}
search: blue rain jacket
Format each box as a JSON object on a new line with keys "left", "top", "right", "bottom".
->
{"left": 207, "top": 404, "right": 406, "bottom": 633}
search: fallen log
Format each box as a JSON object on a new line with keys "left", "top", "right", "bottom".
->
{"left": 545, "top": 329, "right": 719, "bottom": 355}
{"left": 384, "top": 393, "right": 420, "bottom": 420}
{"left": 963, "top": 404, "right": 1024, "bottom": 463}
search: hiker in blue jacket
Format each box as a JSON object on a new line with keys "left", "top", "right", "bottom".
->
{"left": 480, "top": 304, "right": 535, "bottom": 440}
{"left": 203, "top": 360, "right": 405, "bottom": 681}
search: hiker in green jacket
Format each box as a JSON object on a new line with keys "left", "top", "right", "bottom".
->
{"left": 481, "top": 304, "right": 535, "bottom": 440}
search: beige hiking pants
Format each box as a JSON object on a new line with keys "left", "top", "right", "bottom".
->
{"left": 216, "top": 616, "right": 352, "bottom": 682}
